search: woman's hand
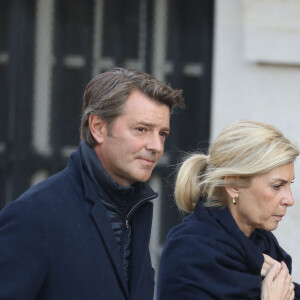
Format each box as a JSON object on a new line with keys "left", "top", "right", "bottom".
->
{"left": 261, "top": 254, "right": 281, "bottom": 277}
{"left": 261, "top": 261, "right": 295, "bottom": 300}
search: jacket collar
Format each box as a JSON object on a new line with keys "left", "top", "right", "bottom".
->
{"left": 80, "top": 141, "right": 134, "bottom": 197}
{"left": 79, "top": 141, "right": 157, "bottom": 218}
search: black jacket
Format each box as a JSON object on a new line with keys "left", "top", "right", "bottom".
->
{"left": 0, "top": 147, "right": 157, "bottom": 300}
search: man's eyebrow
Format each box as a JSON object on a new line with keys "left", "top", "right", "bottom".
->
{"left": 162, "top": 127, "right": 171, "bottom": 132}
{"left": 136, "top": 121, "right": 170, "bottom": 131}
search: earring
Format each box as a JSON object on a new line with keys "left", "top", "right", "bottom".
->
{"left": 232, "top": 197, "right": 237, "bottom": 205}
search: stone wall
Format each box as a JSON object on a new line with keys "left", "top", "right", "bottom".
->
{"left": 212, "top": 0, "right": 300, "bottom": 281}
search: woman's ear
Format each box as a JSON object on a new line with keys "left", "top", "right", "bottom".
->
{"left": 89, "top": 114, "right": 107, "bottom": 144}
{"left": 224, "top": 176, "right": 239, "bottom": 198}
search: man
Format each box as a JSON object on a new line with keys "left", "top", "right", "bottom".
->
{"left": 0, "top": 68, "right": 185, "bottom": 299}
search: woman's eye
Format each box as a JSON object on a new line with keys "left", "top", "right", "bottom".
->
{"left": 272, "top": 184, "right": 282, "bottom": 190}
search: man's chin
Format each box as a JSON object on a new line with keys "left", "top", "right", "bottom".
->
{"left": 135, "top": 172, "right": 153, "bottom": 183}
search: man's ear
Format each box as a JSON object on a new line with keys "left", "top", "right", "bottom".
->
{"left": 89, "top": 114, "right": 107, "bottom": 144}
{"left": 224, "top": 176, "right": 239, "bottom": 198}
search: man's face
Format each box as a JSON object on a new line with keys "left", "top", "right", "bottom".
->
{"left": 93, "top": 90, "right": 170, "bottom": 186}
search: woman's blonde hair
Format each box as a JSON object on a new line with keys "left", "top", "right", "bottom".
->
{"left": 175, "top": 120, "right": 299, "bottom": 212}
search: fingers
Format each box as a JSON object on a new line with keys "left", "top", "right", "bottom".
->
{"left": 261, "top": 254, "right": 281, "bottom": 277}
{"left": 261, "top": 262, "right": 269, "bottom": 277}
{"left": 261, "top": 264, "right": 280, "bottom": 300}
{"left": 283, "top": 262, "right": 295, "bottom": 300}
{"left": 264, "top": 262, "right": 280, "bottom": 283}
{"left": 261, "top": 260, "right": 295, "bottom": 300}
{"left": 275, "top": 261, "right": 289, "bottom": 280}
{"left": 289, "top": 285, "right": 295, "bottom": 300}
{"left": 275, "top": 262, "right": 295, "bottom": 300}
{"left": 263, "top": 254, "right": 275, "bottom": 265}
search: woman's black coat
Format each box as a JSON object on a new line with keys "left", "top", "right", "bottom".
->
{"left": 157, "top": 202, "right": 300, "bottom": 299}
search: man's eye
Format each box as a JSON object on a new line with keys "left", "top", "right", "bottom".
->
{"left": 136, "top": 127, "right": 146, "bottom": 133}
{"left": 160, "top": 132, "right": 169, "bottom": 138}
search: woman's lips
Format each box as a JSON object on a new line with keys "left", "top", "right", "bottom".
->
{"left": 274, "top": 215, "right": 283, "bottom": 221}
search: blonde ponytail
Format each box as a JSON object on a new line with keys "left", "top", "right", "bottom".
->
{"left": 175, "top": 154, "right": 208, "bottom": 212}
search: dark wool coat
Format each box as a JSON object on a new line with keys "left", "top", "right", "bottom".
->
{"left": 0, "top": 148, "right": 157, "bottom": 300}
{"left": 157, "top": 202, "right": 300, "bottom": 300}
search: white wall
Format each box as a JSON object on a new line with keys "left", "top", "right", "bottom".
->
{"left": 212, "top": 0, "right": 300, "bottom": 281}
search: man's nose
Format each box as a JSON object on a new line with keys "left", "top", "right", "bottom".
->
{"left": 145, "top": 133, "right": 164, "bottom": 153}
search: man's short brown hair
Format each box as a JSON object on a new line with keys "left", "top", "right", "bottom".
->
{"left": 80, "top": 67, "right": 185, "bottom": 147}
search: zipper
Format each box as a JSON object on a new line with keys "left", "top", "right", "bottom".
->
{"left": 125, "top": 193, "right": 157, "bottom": 225}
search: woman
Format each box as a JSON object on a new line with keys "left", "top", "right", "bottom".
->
{"left": 157, "top": 120, "right": 300, "bottom": 299}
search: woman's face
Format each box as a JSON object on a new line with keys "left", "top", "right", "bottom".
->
{"left": 229, "top": 162, "right": 295, "bottom": 237}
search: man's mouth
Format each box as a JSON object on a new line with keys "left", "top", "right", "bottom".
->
{"left": 138, "top": 158, "right": 156, "bottom": 165}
